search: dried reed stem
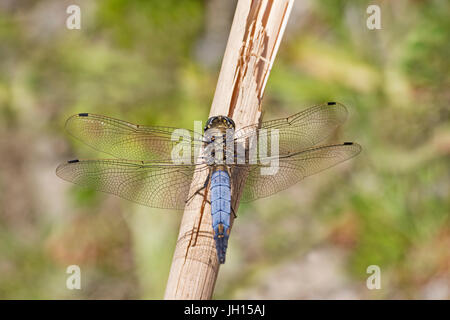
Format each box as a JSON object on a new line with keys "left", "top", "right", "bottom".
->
{"left": 164, "top": 0, "right": 294, "bottom": 300}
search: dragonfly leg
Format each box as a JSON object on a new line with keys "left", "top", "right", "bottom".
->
{"left": 185, "top": 169, "right": 212, "bottom": 204}
{"left": 231, "top": 204, "right": 237, "bottom": 219}
{"left": 224, "top": 166, "right": 237, "bottom": 219}
{"left": 190, "top": 191, "right": 212, "bottom": 206}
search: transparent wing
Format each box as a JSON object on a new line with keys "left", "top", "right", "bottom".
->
{"left": 234, "top": 102, "right": 348, "bottom": 156}
{"left": 65, "top": 113, "right": 202, "bottom": 162}
{"left": 231, "top": 142, "right": 361, "bottom": 202}
{"left": 56, "top": 159, "right": 209, "bottom": 209}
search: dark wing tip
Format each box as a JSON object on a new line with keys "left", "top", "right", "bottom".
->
{"left": 327, "top": 102, "right": 336, "bottom": 105}
{"left": 78, "top": 113, "right": 89, "bottom": 117}
{"left": 344, "top": 142, "right": 362, "bottom": 155}
{"left": 67, "top": 159, "right": 79, "bottom": 163}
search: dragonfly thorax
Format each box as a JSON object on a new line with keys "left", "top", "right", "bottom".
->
{"left": 203, "top": 116, "right": 236, "bottom": 165}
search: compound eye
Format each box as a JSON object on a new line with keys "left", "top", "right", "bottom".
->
{"left": 204, "top": 117, "right": 216, "bottom": 131}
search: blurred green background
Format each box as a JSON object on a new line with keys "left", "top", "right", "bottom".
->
{"left": 0, "top": 0, "right": 448, "bottom": 299}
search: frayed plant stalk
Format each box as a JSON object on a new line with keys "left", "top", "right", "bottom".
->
{"left": 164, "top": 0, "right": 294, "bottom": 300}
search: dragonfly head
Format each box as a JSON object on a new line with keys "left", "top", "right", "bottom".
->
{"left": 204, "top": 115, "right": 235, "bottom": 132}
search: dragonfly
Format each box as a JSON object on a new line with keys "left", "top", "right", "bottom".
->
{"left": 56, "top": 102, "right": 361, "bottom": 264}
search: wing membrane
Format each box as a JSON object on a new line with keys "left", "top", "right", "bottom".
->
{"left": 59, "top": 104, "right": 360, "bottom": 208}
{"left": 65, "top": 113, "right": 201, "bottom": 162}
{"left": 234, "top": 102, "right": 348, "bottom": 156}
{"left": 56, "top": 159, "right": 208, "bottom": 209}
{"left": 231, "top": 142, "right": 361, "bottom": 202}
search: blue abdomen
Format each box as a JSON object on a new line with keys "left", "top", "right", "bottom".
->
{"left": 210, "top": 170, "right": 231, "bottom": 264}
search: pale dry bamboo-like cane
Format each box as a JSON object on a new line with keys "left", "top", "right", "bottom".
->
{"left": 164, "top": 0, "right": 294, "bottom": 300}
